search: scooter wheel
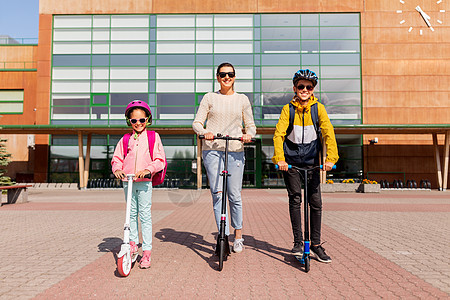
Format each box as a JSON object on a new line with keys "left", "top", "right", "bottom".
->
{"left": 304, "top": 257, "right": 310, "bottom": 273}
{"left": 218, "top": 239, "right": 225, "bottom": 271}
{"left": 117, "top": 253, "right": 132, "bottom": 277}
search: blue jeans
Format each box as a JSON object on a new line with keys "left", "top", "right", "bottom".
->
{"left": 123, "top": 181, "right": 153, "bottom": 251}
{"left": 202, "top": 150, "right": 245, "bottom": 236}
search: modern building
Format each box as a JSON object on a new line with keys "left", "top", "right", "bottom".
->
{"left": 1, "top": 0, "right": 449, "bottom": 189}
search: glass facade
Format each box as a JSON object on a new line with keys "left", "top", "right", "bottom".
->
{"left": 50, "top": 13, "right": 362, "bottom": 186}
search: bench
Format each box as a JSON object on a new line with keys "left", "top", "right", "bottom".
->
{"left": 0, "top": 184, "right": 32, "bottom": 205}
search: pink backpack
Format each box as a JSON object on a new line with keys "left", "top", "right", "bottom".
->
{"left": 122, "top": 131, "right": 167, "bottom": 186}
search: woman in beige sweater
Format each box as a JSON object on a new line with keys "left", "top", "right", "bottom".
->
{"left": 192, "top": 62, "right": 256, "bottom": 253}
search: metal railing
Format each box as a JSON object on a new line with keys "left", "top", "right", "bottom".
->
{"left": 0, "top": 37, "right": 38, "bottom": 45}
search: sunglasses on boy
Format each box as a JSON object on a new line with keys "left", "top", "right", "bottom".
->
{"left": 217, "top": 72, "right": 235, "bottom": 78}
{"left": 129, "top": 117, "right": 148, "bottom": 124}
{"left": 296, "top": 84, "right": 314, "bottom": 91}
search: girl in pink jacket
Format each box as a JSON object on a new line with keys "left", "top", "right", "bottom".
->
{"left": 111, "top": 100, "right": 166, "bottom": 269}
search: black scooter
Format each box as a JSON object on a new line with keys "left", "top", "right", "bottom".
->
{"left": 199, "top": 133, "right": 255, "bottom": 271}
{"left": 276, "top": 164, "right": 335, "bottom": 272}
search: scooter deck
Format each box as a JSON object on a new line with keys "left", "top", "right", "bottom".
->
{"left": 294, "top": 255, "right": 304, "bottom": 263}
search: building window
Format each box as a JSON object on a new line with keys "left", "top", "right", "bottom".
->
{"left": 51, "top": 13, "right": 361, "bottom": 126}
{"left": 0, "top": 90, "right": 24, "bottom": 114}
{"left": 50, "top": 13, "right": 362, "bottom": 180}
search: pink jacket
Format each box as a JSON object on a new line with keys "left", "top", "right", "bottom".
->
{"left": 111, "top": 130, "right": 166, "bottom": 182}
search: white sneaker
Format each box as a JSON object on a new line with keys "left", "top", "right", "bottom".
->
{"left": 233, "top": 238, "right": 244, "bottom": 253}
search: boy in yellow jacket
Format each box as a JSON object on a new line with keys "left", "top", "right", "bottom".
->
{"left": 272, "top": 69, "right": 339, "bottom": 263}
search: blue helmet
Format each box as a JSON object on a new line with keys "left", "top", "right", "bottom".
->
{"left": 293, "top": 69, "right": 318, "bottom": 87}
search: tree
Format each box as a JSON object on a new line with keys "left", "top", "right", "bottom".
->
{"left": 0, "top": 137, "right": 13, "bottom": 186}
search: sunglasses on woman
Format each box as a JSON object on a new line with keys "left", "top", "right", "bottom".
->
{"left": 217, "top": 72, "right": 235, "bottom": 78}
{"left": 129, "top": 118, "right": 148, "bottom": 124}
{"left": 297, "top": 84, "right": 314, "bottom": 91}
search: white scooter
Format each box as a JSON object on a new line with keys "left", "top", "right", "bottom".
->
{"left": 117, "top": 173, "right": 151, "bottom": 277}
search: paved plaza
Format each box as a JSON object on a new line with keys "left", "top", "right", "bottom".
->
{"left": 0, "top": 188, "right": 449, "bottom": 299}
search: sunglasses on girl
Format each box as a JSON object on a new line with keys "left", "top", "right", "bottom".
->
{"left": 217, "top": 72, "right": 235, "bottom": 78}
{"left": 296, "top": 84, "right": 314, "bottom": 91}
{"left": 129, "top": 118, "right": 148, "bottom": 124}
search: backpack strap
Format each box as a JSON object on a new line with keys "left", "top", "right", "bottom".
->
{"left": 122, "top": 133, "right": 132, "bottom": 159}
{"left": 286, "top": 102, "right": 321, "bottom": 139}
{"left": 285, "top": 102, "right": 295, "bottom": 137}
{"left": 147, "top": 130, "right": 155, "bottom": 160}
{"left": 310, "top": 102, "right": 323, "bottom": 154}
{"left": 123, "top": 131, "right": 156, "bottom": 160}
{"left": 310, "top": 103, "right": 320, "bottom": 136}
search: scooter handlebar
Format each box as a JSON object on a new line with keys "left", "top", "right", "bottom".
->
{"left": 275, "top": 164, "right": 336, "bottom": 170}
{"left": 125, "top": 173, "right": 153, "bottom": 180}
{"left": 198, "top": 134, "right": 256, "bottom": 142}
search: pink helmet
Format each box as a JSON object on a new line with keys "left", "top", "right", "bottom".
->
{"left": 125, "top": 100, "right": 152, "bottom": 126}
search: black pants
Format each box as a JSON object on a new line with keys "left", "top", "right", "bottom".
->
{"left": 283, "top": 167, "right": 322, "bottom": 245}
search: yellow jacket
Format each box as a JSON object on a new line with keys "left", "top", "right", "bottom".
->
{"left": 272, "top": 96, "right": 339, "bottom": 165}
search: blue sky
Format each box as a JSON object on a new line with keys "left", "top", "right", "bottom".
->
{"left": 0, "top": 0, "right": 39, "bottom": 38}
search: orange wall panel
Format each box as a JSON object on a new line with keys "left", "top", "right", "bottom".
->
{"left": 35, "top": 14, "right": 52, "bottom": 128}
{"left": 36, "top": 61, "right": 51, "bottom": 79}
{"left": 37, "top": 30, "right": 52, "bottom": 48}
{"left": 0, "top": 72, "right": 38, "bottom": 126}
{"left": 35, "top": 92, "right": 50, "bottom": 125}
{"left": 364, "top": 92, "right": 449, "bottom": 108}
{"left": 3, "top": 134, "right": 29, "bottom": 161}
{"left": 90, "top": 0, "right": 152, "bottom": 14}
{"left": 153, "top": 0, "right": 217, "bottom": 14}
{"left": 38, "top": 14, "right": 53, "bottom": 30}
{"left": 362, "top": 60, "right": 449, "bottom": 76}
{"left": 363, "top": 135, "right": 444, "bottom": 146}
{"left": 0, "top": 72, "right": 24, "bottom": 87}
{"left": 361, "top": 0, "right": 449, "bottom": 130}
{"left": 362, "top": 11, "right": 448, "bottom": 30}
{"left": 363, "top": 107, "right": 449, "bottom": 124}
{"left": 362, "top": 76, "right": 449, "bottom": 93}
{"left": 152, "top": 0, "right": 256, "bottom": 13}
{"left": 362, "top": 27, "right": 448, "bottom": 44}
{"left": 365, "top": 0, "right": 449, "bottom": 12}
{"left": 40, "top": 0, "right": 153, "bottom": 14}
{"left": 0, "top": 46, "right": 37, "bottom": 63}
{"left": 257, "top": 0, "right": 362, "bottom": 12}
{"left": 362, "top": 44, "right": 450, "bottom": 60}
{"left": 39, "top": 0, "right": 363, "bottom": 14}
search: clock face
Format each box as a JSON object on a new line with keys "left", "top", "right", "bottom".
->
{"left": 397, "top": 0, "right": 446, "bottom": 35}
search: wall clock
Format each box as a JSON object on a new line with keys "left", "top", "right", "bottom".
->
{"left": 397, "top": 0, "right": 446, "bottom": 35}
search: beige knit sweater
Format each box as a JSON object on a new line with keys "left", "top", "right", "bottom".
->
{"left": 192, "top": 91, "right": 257, "bottom": 152}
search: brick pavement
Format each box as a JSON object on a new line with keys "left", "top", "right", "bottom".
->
{"left": 0, "top": 188, "right": 448, "bottom": 299}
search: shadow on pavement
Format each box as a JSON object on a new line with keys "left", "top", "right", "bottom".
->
{"left": 98, "top": 237, "right": 123, "bottom": 253}
{"left": 155, "top": 228, "right": 221, "bottom": 270}
{"left": 154, "top": 228, "right": 303, "bottom": 271}
{"left": 242, "top": 234, "right": 304, "bottom": 270}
